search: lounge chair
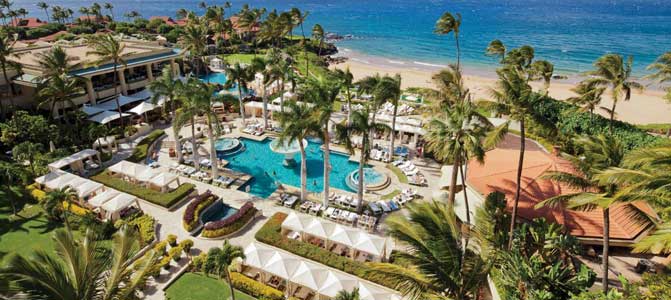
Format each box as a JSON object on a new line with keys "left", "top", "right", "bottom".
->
{"left": 283, "top": 196, "right": 298, "bottom": 207}
{"left": 223, "top": 177, "right": 236, "bottom": 187}
{"left": 309, "top": 203, "right": 321, "bottom": 215}
{"left": 392, "top": 159, "right": 405, "bottom": 166}
{"left": 404, "top": 167, "right": 419, "bottom": 176}
{"left": 388, "top": 200, "right": 400, "bottom": 211}
{"left": 377, "top": 201, "right": 391, "bottom": 213}
{"left": 368, "top": 202, "right": 382, "bottom": 215}
{"left": 330, "top": 208, "right": 341, "bottom": 220}
{"left": 324, "top": 207, "right": 335, "bottom": 217}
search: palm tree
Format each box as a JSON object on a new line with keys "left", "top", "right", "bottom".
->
{"left": 189, "top": 79, "right": 225, "bottom": 180}
{"left": 86, "top": 34, "right": 128, "bottom": 129}
{"left": 336, "top": 107, "right": 389, "bottom": 212}
{"left": 42, "top": 186, "right": 79, "bottom": 230}
{"left": 204, "top": 240, "right": 245, "bottom": 300}
{"left": 36, "top": 1, "right": 49, "bottom": 21}
{"left": 484, "top": 58, "right": 553, "bottom": 250}
{"left": 646, "top": 51, "right": 671, "bottom": 102}
{"left": 568, "top": 80, "right": 606, "bottom": 125}
{"left": 291, "top": 8, "right": 310, "bottom": 72}
{"left": 174, "top": 79, "right": 205, "bottom": 170}
{"left": 180, "top": 24, "right": 208, "bottom": 77}
{"left": 584, "top": 54, "right": 643, "bottom": 134}
{"left": 335, "top": 288, "right": 360, "bottom": 300}
{"left": 301, "top": 74, "right": 341, "bottom": 206}
{"left": 537, "top": 134, "right": 651, "bottom": 292}
{"left": 35, "top": 45, "right": 76, "bottom": 81}
{"left": 0, "top": 161, "right": 27, "bottom": 215}
{"left": 357, "top": 74, "right": 401, "bottom": 146}
{"left": 1, "top": 226, "right": 160, "bottom": 300}
{"left": 485, "top": 39, "right": 506, "bottom": 62}
{"left": 276, "top": 101, "right": 320, "bottom": 201}
{"left": 386, "top": 74, "right": 402, "bottom": 162}
{"left": 435, "top": 11, "right": 462, "bottom": 69}
{"left": 150, "top": 66, "right": 184, "bottom": 161}
{"left": 365, "top": 201, "right": 491, "bottom": 300}
{"left": 224, "top": 62, "right": 254, "bottom": 124}
{"left": 333, "top": 67, "right": 354, "bottom": 124}
{"left": 12, "top": 141, "right": 42, "bottom": 176}
{"left": 79, "top": 6, "right": 90, "bottom": 23}
{"left": 251, "top": 56, "right": 270, "bottom": 128}
{"left": 103, "top": 2, "right": 113, "bottom": 21}
{"left": 37, "top": 74, "right": 83, "bottom": 119}
{"left": 0, "top": 34, "right": 22, "bottom": 115}
{"left": 312, "top": 24, "right": 325, "bottom": 57}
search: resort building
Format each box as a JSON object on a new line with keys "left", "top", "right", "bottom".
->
{"left": 149, "top": 16, "right": 187, "bottom": 26}
{"left": 5, "top": 39, "right": 182, "bottom": 116}
{"left": 459, "top": 134, "right": 659, "bottom": 246}
{"left": 9, "top": 17, "right": 48, "bottom": 28}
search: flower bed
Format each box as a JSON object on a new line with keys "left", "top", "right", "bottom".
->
{"left": 201, "top": 202, "right": 257, "bottom": 238}
{"left": 115, "top": 213, "right": 156, "bottom": 246}
{"left": 128, "top": 129, "right": 165, "bottom": 163}
{"left": 255, "top": 212, "right": 396, "bottom": 290}
{"left": 182, "top": 191, "right": 217, "bottom": 232}
{"left": 91, "top": 171, "right": 195, "bottom": 208}
{"left": 230, "top": 271, "right": 283, "bottom": 300}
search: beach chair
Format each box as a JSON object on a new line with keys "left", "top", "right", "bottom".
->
{"left": 330, "top": 208, "right": 341, "bottom": 220}
{"left": 388, "top": 200, "right": 400, "bottom": 211}
{"left": 324, "top": 207, "right": 335, "bottom": 218}
{"left": 392, "top": 158, "right": 405, "bottom": 166}
{"left": 309, "top": 203, "right": 321, "bottom": 215}
{"left": 223, "top": 177, "right": 236, "bottom": 187}
{"left": 377, "top": 201, "right": 391, "bottom": 213}
{"left": 284, "top": 196, "right": 298, "bottom": 208}
{"left": 368, "top": 202, "right": 382, "bottom": 215}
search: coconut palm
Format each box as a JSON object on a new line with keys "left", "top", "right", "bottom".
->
{"left": 365, "top": 201, "right": 491, "bottom": 300}
{"left": 536, "top": 134, "right": 652, "bottom": 292}
{"left": 291, "top": 8, "right": 310, "bottom": 72}
{"left": 174, "top": 79, "right": 204, "bottom": 170}
{"left": 312, "top": 24, "right": 325, "bottom": 57}
{"left": 0, "top": 161, "right": 27, "bottom": 215}
{"left": 336, "top": 107, "right": 389, "bottom": 212}
{"left": 188, "top": 79, "right": 225, "bottom": 180}
{"left": 435, "top": 11, "right": 462, "bottom": 69}
{"left": 646, "top": 51, "right": 671, "bottom": 102}
{"left": 334, "top": 288, "right": 360, "bottom": 300}
{"left": 12, "top": 141, "right": 42, "bottom": 177}
{"left": 356, "top": 74, "right": 400, "bottom": 146}
{"left": 204, "top": 240, "right": 246, "bottom": 300}
{"left": 224, "top": 62, "right": 254, "bottom": 124}
{"left": 300, "top": 74, "right": 341, "bottom": 206}
{"left": 250, "top": 56, "right": 271, "bottom": 128}
{"left": 42, "top": 186, "right": 79, "bottom": 230}
{"left": 584, "top": 54, "right": 644, "bottom": 134}
{"left": 37, "top": 74, "right": 84, "bottom": 119}
{"left": 179, "top": 24, "right": 208, "bottom": 77}
{"left": 276, "top": 101, "right": 320, "bottom": 201}
{"left": 485, "top": 39, "right": 506, "bottom": 62}
{"left": 36, "top": 1, "right": 49, "bottom": 21}
{"left": 150, "top": 66, "right": 184, "bottom": 161}
{"left": 568, "top": 80, "right": 606, "bottom": 125}
{"left": 103, "top": 2, "right": 113, "bottom": 21}
{"left": 0, "top": 34, "right": 23, "bottom": 114}
{"left": 0, "top": 226, "right": 160, "bottom": 300}
{"left": 86, "top": 34, "right": 128, "bottom": 128}
{"left": 333, "top": 67, "right": 354, "bottom": 124}
{"left": 385, "top": 74, "right": 402, "bottom": 162}
{"left": 35, "top": 45, "right": 76, "bottom": 81}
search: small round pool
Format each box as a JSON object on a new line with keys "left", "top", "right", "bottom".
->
{"left": 346, "top": 168, "right": 390, "bottom": 191}
{"left": 201, "top": 200, "right": 239, "bottom": 224}
{"left": 215, "top": 138, "right": 244, "bottom": 155}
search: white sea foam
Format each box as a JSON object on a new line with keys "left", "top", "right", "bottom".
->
{"left": 351, "top": 57, "right": 370, "bottom": 64}
{"left": 413, "top": 61, "right": 447, "bottom": 68}
{"left": 387, "top": 60, "right": 406, "bottom": 65}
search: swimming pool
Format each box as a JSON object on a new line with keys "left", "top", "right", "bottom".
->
{"left": 200, "top": 200, "right": 239, "bottom": 224}
{"left": 219, "top": 138, "right": 360, "bottom": 198}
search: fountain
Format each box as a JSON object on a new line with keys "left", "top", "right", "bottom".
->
{"left": 346, "top": 167, "right": 390, "bottom": 192}
{"left": 269, "top": 138, "right": 308, "bottom": 167}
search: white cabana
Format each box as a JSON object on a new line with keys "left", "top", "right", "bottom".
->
{"left": 149, "top": 172, "right": 180, "bottom": 192}
{"left": 242, "top": 242, "right": 402, "bottom": 300}
{"left": 35, "top": 170, "right": 69, "bottom": 185}
{"left": 136, "top": 168, "right": 158, "bottom": 182}
{"left": 74, "top": 181, "right": 104, "bottom": 199}
{"left": 44, "top": 173, "right": 85, "bottom": 191}
{"left": 48, "top": 149, "right": 100, "bottom": 171}
{"left": 88, "top": 189, "right": 120, "bottom": 207}
{"left": 100, "top": 192, "right": 138, "bottom": 220}
{"left": 304, "top": 219, "right": 336, "bottom": 238}
{"left": 108, "top": 160, "right": 148, "bottom": 180}
{"left": 282, "top": 212, "right": 313, "bottom": 233}
{"left": 88, "top": 110, "right": 132, "bottom": 124}
{"left": 128, "top": 101, "right": 158, "bottom": 115}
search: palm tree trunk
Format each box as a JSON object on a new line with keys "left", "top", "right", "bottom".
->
{"left": 609, "top": 101, "right": 617, "bottom": 136}
{"left": 299, "top": 144, "right": 307, "bottom": 201}
{"left": 2, "top": 64, "right": 17, "bottom": 101}
{"left": 262, "top": 87, "right": 268, "bottom": 129}
{"left": 226, "top": 270, "right": 236, "bottom": 300}
{"left": 300, "top": 23, "right": 308, "bottom": 75}
{"left": 191, "top": 116, "right": 200, "bottom": 169}
{"left": 323, "top": 128, "right": 331, "bottom": 206}
{"left": 174, "top": 124, "right": 183, "bottom": 163}
{"left": 113, "top": 64, "right": 124, "bottom": 131}
{"left": 602, "top": 207, "right": 610, "bottom": 292}
{"left": 455, "top": 34, "right": 461, "bottom": 71}
{"left": 389, "top": 104, "right": 397, "bottom": 162}
{"left": 346, "top": 90, "right": 352, "bottom": 125}
{"left": 237, "top": 83, "right": 246, "bottom": 124}
{"left": 208, "top": 119, "right": 218, "bottom": 180}
{"left": 508, "top": 118, "right": 525, "bottom": 250}
{"left": 357, "top": 136, "right": 366, "bottom": 214}
{"left": 447, "top": 155, "right": 460, "bottom": 206}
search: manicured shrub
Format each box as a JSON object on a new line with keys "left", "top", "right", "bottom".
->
{"left": 91, "top": 171, "right": 194, "bottom": 208}
{"left": 26, "top": 184, "right": 46, "bottom": 202}
{"left": 167, "top": 234, "right": 178, "bottom": 247}
{"left": 201, "top": 202, "right": 256, "bottom": 238}
{"left": 115, "top": 214, "right": 156, "bottom": 245}
{"left": 255, "top": 213, "right": 396, "bottom": 290}
{"left": 191, "top": 253, "right": 208, "bottom": 272}
{"left": 169, "top": 246, "right": 183, "bottom": 262}
{"left": 179, "top": 239, "right": 194, "bottom": 255}
{"left": 230, "top": 272, "right": 284, "bottom": 300}
{"left": 182, "top": 191, "right": 217, "bottom": 232}
{"left": 154, "top": 241, "right": 168, "bottom": 256}
{"left": 128, "top": 129, "right": 165, "bottom": 163}
{"left": 161, "top": 256, "right": 172, "bottom": 270}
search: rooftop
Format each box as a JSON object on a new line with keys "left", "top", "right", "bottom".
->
{"left": 10, "top": 18, "right": 48, "bottom": 28}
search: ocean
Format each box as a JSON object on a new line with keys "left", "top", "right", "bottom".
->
{"left": 13, "top": 0, "right": 671, "bottom": 76}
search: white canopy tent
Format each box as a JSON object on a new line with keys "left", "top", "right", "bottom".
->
{"left": 74, "top": 181, "right": 104, "bottom": 199}
{"left": 48, "top": 149, "right": 100, "bottom": 171}
{"left": 128, "top": 101, "right": 158, "bottom": 115}
{"left": 100, "top": 192, "right": 138, "bottom": 220}
{"left": 242, "top": 242, "right": 402, "bottom": 300}
{"left": 95, "top": 94, "right": 145, "bottom": 110}
{"left": 36, "top": 170, "right": 103, "bottom": 200}
{"left": 108, "top": 160, "right": 151, "bottom": 180}
{"left": 35, "top": 169, "right": 69, "bottom": 185}
{"left": 88, "top": 189, "right": 120, "bottom": 207}
{"left": 81, "top": 104, "right": 107, "bottom": 116}
{"left": 88, "top": 110, "right": 132, "bottom": 124}
{"left": 149, "top": 173, "right": 180, "bottom": 192}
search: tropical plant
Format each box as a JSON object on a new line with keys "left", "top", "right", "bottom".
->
{"left": 86, "top": 34, "right": 128, "bottom": 128}
{"left": 333, "top": 67, "right": 354, "bottom": 124}
{"left": 174, "top": 78, "right": 207, "bottom": 170}
{"left": 485, "top": 39, "right": 506, "bottom": 62}
{"left": 0, "top": 161, "right": 27, "bottom": 215}
{"left": 203, "top": 240, "right": 246, "bottom": 300}
{"left": 646, "top": 51, "right": 671, "bottom": 102}
{"left": 42, "top": 186, "right": 78, "bottom": 230}
{"left": 365, "top": 201, "right": 491, "bottom": 300}
{"left": 103, "top": 2, "right": 114, "bottom": 21}
{"left": 37, "top": 73, "right": 84, "bottom": 119}
{"left": 0, "top": 226, "right": 160, "bottom": 300}
{"left": 291, "top": 8, "right": 310, "bottom": 72}
{"left": 36, "top": 1, "right": 49, "bottom": 21}
{"left": 224, "top": 62, "right": 254, "bottom": 124}
{"left": 335, "top": 107, "right": 389, "bottom": 212}
{"left": 276, "top": 101, "right": 320, "bottom": 201}
{"left": 0, "top": 33, "right": 23, "bottom": 116}
{"left": 537, "top": 134, "right": 652, "bottom": 292}
{"left": 35, "top": 45, "right": 77, "bottom": 80}
{"left": 12, "top": 141, "right": 43, "bottom": 176}
{"left": 568, "top": 80, "right": 606, "bottom": 124}
{"left": 312, "top": 23, "right": 325, "bottom": 56}
{"left": 435, "top": 11, "right": 462, "bottom": 69}
{"left": 179, "top": 24, "right": 208, "bottom": 76}
{"left": 356, "top": 74, "right": 401, "bottom": 149}
{"left": 584, "top": 54, "right": 644, "bottom": 134}
{"left": 335, "top": 288, "right": 360, "bottom": 300}
{"left": 149, "top": 66, "right": 184, "bottom": 161}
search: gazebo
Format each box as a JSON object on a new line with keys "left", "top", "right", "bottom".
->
{"left": 48, "top": 149, "right": 102, "bottom": 174}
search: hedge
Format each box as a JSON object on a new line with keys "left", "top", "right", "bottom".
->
{"left": 91, "top": 171, "right": 194, "bottom": 208}
{"left": 201, "top": 202, "right": 256, "bottom": 238}
{"left": 182, "top": 191, "right": 216, "bottom": 232}
{"left": 255, "top": 213, "right": 396, "bottom": 290}
{"left": 128, "top": 129, "right": 165, "bottom": 163}
{"left": 230, "top": 271, "right": 284, "bottom": 300}
{"left": 26, "top": 183, "right": 46, "bottom": 202}
{"left": 115, "top": 214, "right": 156, "bottom": 246}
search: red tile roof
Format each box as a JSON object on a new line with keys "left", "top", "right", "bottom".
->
{"left": 230, "top": 16, "right": 260, "bottom": 33}
{"left": 10, "top": 18, "right": 47, "bottom": 28}
{"left": 149, "top": 16, "right": 186, "bottom": 26}
{"left": 466, "top": 134, "right": 656, "bottom": 243}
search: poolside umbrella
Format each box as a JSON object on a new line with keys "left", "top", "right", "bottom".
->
{"left": 318, "top": 271, "right": 359, "bottom": 298}
{"left": 128, "top": 101, "right": 158, "bottom": 122}
{"left": 243, "top": 243, "right": 275, "bottom": 280}
{"left": 264, "top": 252, "right": 301, "bottom": 279}
{"left": 357, "top": 282, "right": 397, "bottom": 300}
{"left": 290, "top": 262, "right": 330, "bottom": 294}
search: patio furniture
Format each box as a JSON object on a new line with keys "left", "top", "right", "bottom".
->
{"left": 284, "top": 196, "right": 298, "bottom": 207}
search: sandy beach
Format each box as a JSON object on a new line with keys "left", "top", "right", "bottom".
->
{"left": 330, "top": 57, "right": 671, "bottom": 125}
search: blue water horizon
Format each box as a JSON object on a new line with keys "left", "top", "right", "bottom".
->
{"left": 14, "top": 0, "right": 671, "bottom": 76}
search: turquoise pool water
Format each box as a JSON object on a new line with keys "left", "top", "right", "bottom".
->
{"left": 201, "top": 201, "right": 239, "bottom": 223}
{"left": 219, "top": 138, "right": 359, "bottom": 198}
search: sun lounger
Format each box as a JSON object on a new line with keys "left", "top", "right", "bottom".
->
{"left": 283, "top": 196, "right": 298, "bottom": 207}
{"left": 388, "top": 200, "right": 400, "bottom": 211}
{"left": 377, "top": 201, "right": 391, "bottom": 213}
{"left": 404, "top": 167, "right": 419, "bottom": 176}
{"left": 223, "top": 177, "right": 236, "bottom": 187}
{"left": 392, "top": 159, "right": 405, "bottom": 166}
{"left": 309, "top": 203, "right": 321, "bottom": 215}
{"left": 325, "top": 207, "right": 335, "bottom": 217}
{"left": 368, "top": 202, "right": 382, "bottom": 215}
{"left": 330, "top": 208, "right": 341, "bottom": 220}
{"left": 300, "top": 201, "right": 312, "bottom": 212}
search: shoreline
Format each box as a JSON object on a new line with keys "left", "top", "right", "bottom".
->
{"left": 329, "top": 50, "right": 671, "bottom": 125}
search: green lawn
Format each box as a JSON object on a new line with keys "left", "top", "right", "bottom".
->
{"left": 381, "top": 189, "right": 401, "bottom": 200}
{"left": 222, "top": 53, "right": 256, "bottom": 65}
{"left": 386, "top": 164, "right": 409, "bottom": 184}
{"left": 0, "top": 204, "right": 66, "bottom": 264}
{"left": 166, "top": 273, "right": 256, "bottom": 300}
{"left": 91, "top": 172, "right": 195, "bottom": 208}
